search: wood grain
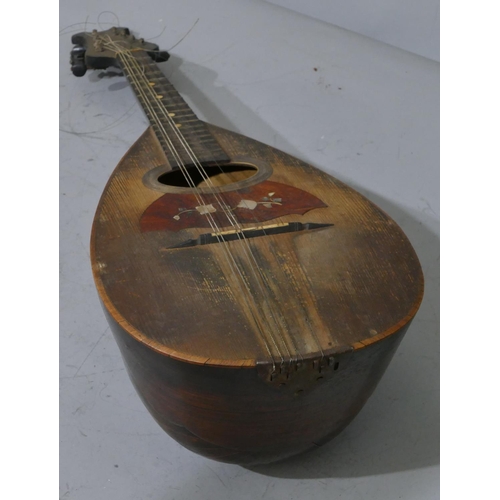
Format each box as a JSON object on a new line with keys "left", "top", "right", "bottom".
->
{"left": 91, "top": 125, "right": 423, "bottom": 368}
{"left": 107, "top": 306, "right": 412, "bottom": 465}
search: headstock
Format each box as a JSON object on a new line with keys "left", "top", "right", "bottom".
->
{"left": 70, "top": 27, "right": 170, "bottom": 77}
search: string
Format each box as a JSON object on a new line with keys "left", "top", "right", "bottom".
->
{"left": 121, "top": 57, "right": 282, "bottom": 368}
{"left": 110, "top": 44, "right": 287, "bottom": 368}
{"left": 118, "top": 50, "right": 295, "bottom": 368}
{"left": 115, "top": 44, "right": 312, "bottom": 368}
{"left": 102, "top": 36, "right": 322, "bottom": 368}
{"left": 154, "top": 65, "right": 324, "bottom": 363}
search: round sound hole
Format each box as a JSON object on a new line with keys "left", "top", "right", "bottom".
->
{"left": 157, "top": 163, "right": 258, "bottom": 188}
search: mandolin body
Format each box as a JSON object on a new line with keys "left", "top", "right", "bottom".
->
{"left": 91, "top": 124, "right": 423, "bottom": 465}
{"left": 108, "top": 307, "right": 410, "bottom": 465}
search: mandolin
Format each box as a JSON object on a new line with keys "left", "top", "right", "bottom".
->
{"left": 70, "top": 27, "right": 424, "bottom": 465}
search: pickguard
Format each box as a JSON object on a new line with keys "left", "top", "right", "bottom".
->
{"left": 140, "top": 181, "right": 327, "bottom": 232}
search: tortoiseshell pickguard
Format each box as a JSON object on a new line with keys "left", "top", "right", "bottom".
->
{"left": 140, "top": 181, "right": 327, "bottom": 232}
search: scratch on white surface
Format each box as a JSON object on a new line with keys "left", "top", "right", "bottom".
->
{"left": 73, "top": 327, "right": 109, "bottom": 378}
{"left": 419, "top": 197, "right": 438, "bottom": 218}
{"left": 261, "top": 480, "right": 274, "bottom": 498}
{"left": 77, "top": 233, "right": 91, "bottom": 260}
{"left": 60, "top": 368, "right": 125, "bottom": 381}
{"left": 205, "top": 464, "right": 227, "bottom": 488}
{"left": 200, "top": 42, "right": 237, "bottom": 65}
{"left": 60, "top": 100, "right": 138, "bottom": 138}
{"left": 68, "top": 426, "right": 162, "bottom": 438}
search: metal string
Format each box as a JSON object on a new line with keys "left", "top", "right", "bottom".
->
{"left": 103, "top": 37, "right": 323, "bottom": 367}
{"left": 117, "top": 46, "right": 315, "bottom": 367}
{"left": 109, "top": 43, "right": 288, "bottom": 367}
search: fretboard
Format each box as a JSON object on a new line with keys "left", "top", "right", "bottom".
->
{"left": 117, "top": 50, "right": 229, "bottom": 170}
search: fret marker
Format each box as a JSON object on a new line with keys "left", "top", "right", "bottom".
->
{"left": 175, "top": 123, "right": 182, "bottom": 128}
{"left": 168, "top": 113, "right": 176, "bottom": 117}
{"left": 156, "top": 95, "right": 163, "bottom": 99}
{"left": 148, "top": 82, "right": 156, "bottom": 86}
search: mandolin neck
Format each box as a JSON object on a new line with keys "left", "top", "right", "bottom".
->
{"left": 117, "top": 50, "right": 229, "bottom": 170}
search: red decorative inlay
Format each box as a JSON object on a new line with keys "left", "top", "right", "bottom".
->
{"left": 140, "top": 181, "right": 327, "bottom": 232}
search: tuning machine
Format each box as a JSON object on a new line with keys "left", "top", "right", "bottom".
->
{"left": 147, "top": 49, "right": 170, "bottom": 63}
{"left": 70, "top": 45, "right": 87, "bottom": 77}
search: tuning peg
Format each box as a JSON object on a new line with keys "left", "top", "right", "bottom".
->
{"left": 70, "top": 46, "right": 85, "bottom": 58}
{"left": 147, "top": 50, "right": 170, "bottom": 63}
{"left": 71, "top": 32, "right": 86, "bottom": 45}
{"left": 156, "top": 50, "right": 170, "bottom": 63}
{"left": 70, "top": 45, "right": 87, "bottom": 77}
{"left": 71, "top": 62, "right": 87, "bottom": 77}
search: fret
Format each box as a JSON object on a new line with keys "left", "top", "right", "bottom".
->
{"left": 117, "top": 51, "right": 230, "bottom": 170}
{"left": 150, "top": 101, "right": 192, "bottom": 110}
{"left": 174, "top": 119, "right": 202, "bottom": 124}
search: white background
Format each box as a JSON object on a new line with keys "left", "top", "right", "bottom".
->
{"left": 265, "top": 0, "right": 440, "bottom": 61}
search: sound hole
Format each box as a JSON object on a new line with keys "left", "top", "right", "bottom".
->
{"left": 157, "top": 163, "right": 258, "bottom": 188}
